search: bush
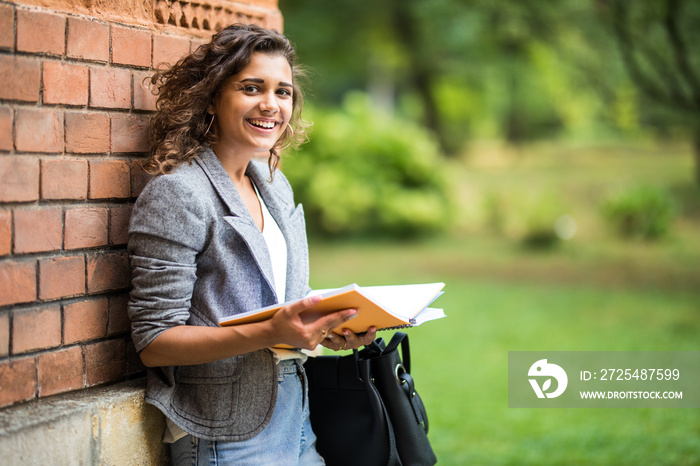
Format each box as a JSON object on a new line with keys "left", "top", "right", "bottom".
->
{"left": 601, "top": 184, "right": 677, "bottom": 240}
{"left": 283, "top": 93, "right": 454, "bottom": 237}
{"left": 520, "top": 193, "right": 575, "bottom": 249}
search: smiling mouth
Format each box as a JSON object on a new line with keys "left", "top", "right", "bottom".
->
{"left": 247, "top": 119, "right": 278, "bottom": 130}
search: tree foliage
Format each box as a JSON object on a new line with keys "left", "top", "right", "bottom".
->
{"left": 283, "top": 0, "right": 654, "bottom": 154}
{"left": 599, "top": 0, "right": 700, "bottom": 182}
{"left": 283, "top": 93, "right": 453, "bottom": 237}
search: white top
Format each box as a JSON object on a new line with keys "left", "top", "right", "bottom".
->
{"left": 252, "top": 181, "right": 306, "bottom": 363}
{"left": 254, "top": 181, "right": 287, "bottom": 304}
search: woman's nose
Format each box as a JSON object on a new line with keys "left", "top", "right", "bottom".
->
{"left": 259, "top": 91, "right": 279, "bottom": 113}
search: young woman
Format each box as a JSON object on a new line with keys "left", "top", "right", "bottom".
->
{"left": 128, "top": 24, "right": 377, "bottom": 464}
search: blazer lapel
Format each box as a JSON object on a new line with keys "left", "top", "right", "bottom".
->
{"left": 247, "top": 162, "right": 309, "bottom": 302}
{"left": 194, "top": 148, "right": 277, "bottom": 298}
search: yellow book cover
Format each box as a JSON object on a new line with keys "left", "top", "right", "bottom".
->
{"left": 218, "top": 283, "right": 446, "bottom": 336}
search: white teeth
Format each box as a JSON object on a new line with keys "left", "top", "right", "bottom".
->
{"left": 249, "top": 119, "right": 275, "bottom": 129}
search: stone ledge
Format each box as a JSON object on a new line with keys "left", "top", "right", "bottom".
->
{"left": 0, "top": 378, "right": 167, "bottom": 465}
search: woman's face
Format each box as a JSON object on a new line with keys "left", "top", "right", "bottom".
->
{"left": 210, "top": 52, "right": 294, "bottom": 157}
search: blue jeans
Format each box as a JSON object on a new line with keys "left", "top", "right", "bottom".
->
{"left": 169, "top": 359, "right": 325, "bottom": 465}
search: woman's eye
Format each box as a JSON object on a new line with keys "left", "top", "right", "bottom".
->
{"left": 243, "top": 85, "right": 259, "bottom": 93}
{"left": 277, "top": 88, "right": 292, "bottom": 97}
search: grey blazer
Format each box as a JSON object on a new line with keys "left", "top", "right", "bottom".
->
{"left": 127, "top": 147, "right": 310, "bottom": 441}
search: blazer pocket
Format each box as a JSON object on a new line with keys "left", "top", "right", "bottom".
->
{"left": 172, "top": 358, "right": 242, "bottom": 425}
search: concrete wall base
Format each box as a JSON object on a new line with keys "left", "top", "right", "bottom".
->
{"left": 0, "top": 379, "right": 167, "bottom": 465}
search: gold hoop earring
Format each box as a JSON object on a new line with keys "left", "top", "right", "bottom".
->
{"left": 204, "top": 114, "right": 215, "bottom": 136}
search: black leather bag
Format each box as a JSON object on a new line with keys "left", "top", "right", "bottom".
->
{"left": 304, "top": 332, "right": 437, "bottom": 466}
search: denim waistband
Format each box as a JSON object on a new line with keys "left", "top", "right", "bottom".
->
{"left": 279, "top": 358, "right": 301, "bottom": 374}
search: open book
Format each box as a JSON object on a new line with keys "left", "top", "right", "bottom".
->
{"left": 218, "top": 282, "right": 446, "bottom": 336}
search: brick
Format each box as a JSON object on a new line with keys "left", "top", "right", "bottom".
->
{"left": 37, "top": 346, "right": 83, "bottom": 396}
{"left": 0, "top": 4, "right": 14, "bottom": 50}
{"left": 111, "top": 25, "right": 151, "bottom": 67}
{"left": 16, "top": 9, "right": 65, "bottom": 56}
{"left": 38, "top": 255, "right": 85, "bottom": 300}
{"left": 63, "top": 298, "right": 108, "bottom": 344}
{"left": 265, "top": 11, "right": 283, "bottom": 33}
{"left": 42, "top": 61, "right": 89, "bottom": 106}
{"left": 111, "top": 113, "right": 150, "bottom": 153}
{"left": 252, "top": 0, "right": 280, "bottom": 11}
{"left": 0, "top": 260, "right": 36, "bottom": 306}
{"left": 153, "top": 33, "right": 190, "bottom": 69}
{"left": 0, "top": 106, "right": 12, "bottom": 151}
{"left": 84, "top": 338, "right": 126, "bottom": 387}
{"left": 89, "top": 66, "right": 131, "bottom": 109}
{"left": 89, "top": 159, "right": 131, "bottom": 199}
{"left": 0, "top": 209, "right": 10, "bottom": 256}
{"left": 67, "top": 16, "right": 109, "bottom": 62}
{"left": 109, "top": 204, "right": 132, "bottom": 246}
{"left": 65, "top": 112, "right": 110, "bottom": 154}
{"left": 86, "top": 251, "right": 128, "bottom": 294}
{"left": 0, "top": 313, "right": 9, "bottom": 357}
{"left": 41, "top": 158, "right": 88, "bottom": 200}
{"left": 131, "top": 161, "right": 153, "bottom": 197}
{"left": 13, "top": 207, "right": 62, "bottom": 254}
{"left": 12, "top": 305, "right": 61, "bottom": 354}
{"left": 0, "top": 357, "right": 36, "bottom": 407}
{"left": 133, "top": 70, "right": 157, "bottom": 111}
{"left": 107, "top": 293, "right": 130, "bottom": 335}
{"left": 15, "top": 108, "right": 63, "bottom": 153}
{"left": 65, "top": 206, "right": 108, "bottom": 249}
{"left": 0, "top": 54, "right": 40, "bottom": 102}
{"left": 190, "top": 37, "right": 209, "bottom": 54}
{"left": 0, "top": 156, "right": 39, "bottom": 202}
{"left": 126, "top": 340, "right": 145, "bottom": 375}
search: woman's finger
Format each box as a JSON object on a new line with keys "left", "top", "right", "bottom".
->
{"left": 326, "top": 332, "right": 346, "bottom": 351}
{"left": 308, "top": 308, "right": 358, "bottom": 338}
{"left": 279, "top": 295, "right": 322, "bottom": 316}
{"left": 359, "top": 326, "right": 377, "bottom": 346}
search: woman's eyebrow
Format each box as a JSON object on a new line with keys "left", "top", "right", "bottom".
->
{"left": 240, "top": 77, "right": 293, "bottom": 88}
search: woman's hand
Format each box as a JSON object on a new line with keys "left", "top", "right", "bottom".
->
{"left": 268, "top": 295, "right": 363, "bottom": 350}
{"left": 320, "top": 326, "right": 377, "bottom": 352}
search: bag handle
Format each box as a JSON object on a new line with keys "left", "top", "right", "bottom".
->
{"left": 354, "top": 337, "right": 387, "bottom": 381}
{"left": 384, "top": 332, "right": 411, "bottom": 374}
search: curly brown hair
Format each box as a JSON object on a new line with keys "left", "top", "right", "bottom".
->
{"left": 143, "top": 23, "right": 309, "bottom": 177}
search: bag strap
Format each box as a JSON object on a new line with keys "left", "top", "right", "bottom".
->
{"left": 359, "top": 357, "right": 402, "bottom": 466}
{"left": 353, "top": 336, "right": 386, "bottom": 380}
{"left": 384, "top": 332, "right": 411, "bottom": 374}
{"left": 399, "top": 372, "right": 429, "bottom": 433}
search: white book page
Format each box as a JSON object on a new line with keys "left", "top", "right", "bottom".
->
{"left": 412, "top": 307, "right": 446, "bottom": 326}
{"left": 306, "top": 283, "right": 359, "bottom": 298}
{"left": 358, "top": 283, "right": 445, "bottom": 320}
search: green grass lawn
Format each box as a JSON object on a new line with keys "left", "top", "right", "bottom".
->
{"left": 305, "top": 142, "right": 700, "bottom": 465}
{"left": 308, "top": 238, "right": 700, "bottom": 465}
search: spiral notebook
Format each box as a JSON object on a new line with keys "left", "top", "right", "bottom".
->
{"left": 218, "top": 282, "right": 446, "bottom": 337}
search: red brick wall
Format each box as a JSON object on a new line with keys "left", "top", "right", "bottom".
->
{"left": 0, "top": 0, "right": 281, "bottom": 408}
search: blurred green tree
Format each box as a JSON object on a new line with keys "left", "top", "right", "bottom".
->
{"left": 599, "top": 0, "right": 700, "bottom": 183}
{"left": 283, "top": 0, "right": 638, "bottom": 156}
{"left": 282, "top": 93, "right": 453, "bottom": 237}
